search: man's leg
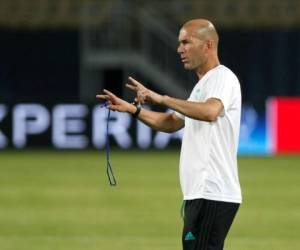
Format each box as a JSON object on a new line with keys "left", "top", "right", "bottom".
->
{"left": 182, "top": 199, "right": 239, "bottom": 250}
{"left": 208, "top": 201, "right": 239, "bottom": 250}
{"left": 182, "top": 199, "right": 217, "bottom": 250}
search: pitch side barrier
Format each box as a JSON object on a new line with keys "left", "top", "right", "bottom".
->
{"left": 0, "top": 102, "right": 276, "bottom": 154}
{"left": 0, "top": 103, "right": 183, "bottom": 150}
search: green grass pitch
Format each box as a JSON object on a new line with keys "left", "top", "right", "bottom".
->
{"left": 0, "top": 150, "right": 300, "bottom": 250}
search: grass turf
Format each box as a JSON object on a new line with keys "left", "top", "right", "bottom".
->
{"left": 0, "top": 150, "right": 300, "bottom": 250}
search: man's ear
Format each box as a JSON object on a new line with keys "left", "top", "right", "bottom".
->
{"left": 206, "top": 40, "right": 213, "bottom": 49}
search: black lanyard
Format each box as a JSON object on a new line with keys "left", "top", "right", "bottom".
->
{"left": 101, "top": 103, "right": 117, "bottom": 186}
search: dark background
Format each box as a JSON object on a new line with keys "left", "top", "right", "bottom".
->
{"left": 1, "top": 28, "right": 300, "bottom": 111}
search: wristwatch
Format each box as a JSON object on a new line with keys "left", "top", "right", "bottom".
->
{"left": 132, "top": 101, "right": 141, "bottom": 118}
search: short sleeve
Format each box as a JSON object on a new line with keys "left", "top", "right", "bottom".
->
{"left": 204, "top": 68, "right": 235, "bottom": 113}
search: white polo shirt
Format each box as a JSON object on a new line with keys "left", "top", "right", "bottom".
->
{"left": 175, "top": 65, "right": 242, "bottom": 203}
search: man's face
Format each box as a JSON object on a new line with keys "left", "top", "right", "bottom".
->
{"left": 177, "top": 27, "right": 208, "bottom": 70}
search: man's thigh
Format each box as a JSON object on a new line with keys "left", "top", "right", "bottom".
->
{"left": 182, "top": 199, "right": 239, "bottom": 250}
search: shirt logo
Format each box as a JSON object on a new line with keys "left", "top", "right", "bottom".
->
{"left": 185, "top": 231, "right": 196, "bottom": 241}
{"left": 195, "top": 89, "right": 202, "bottom": 100}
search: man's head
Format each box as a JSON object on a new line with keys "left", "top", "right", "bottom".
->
{"left": 177, "top": 19, "right": 219, "bottom": 73}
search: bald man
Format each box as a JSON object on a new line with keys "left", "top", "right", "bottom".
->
{"left": 97, "top": 19, "right": 242, "bottom": 250}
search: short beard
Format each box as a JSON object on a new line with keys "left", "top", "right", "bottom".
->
{"left": 183, "top": 63, "right": 195, "bottom": 70}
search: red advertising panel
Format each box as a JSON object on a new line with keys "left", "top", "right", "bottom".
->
{"left": 267, "top": 97, "right": 300, "bottom": 154}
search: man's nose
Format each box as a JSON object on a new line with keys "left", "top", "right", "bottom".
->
{"left": 177, "top": 45, "right": 183, "bottom": 54}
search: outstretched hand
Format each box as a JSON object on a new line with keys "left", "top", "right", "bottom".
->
{"left": 126, "top": 77, "right": 164, "bottom": 105}
{"left": 96, "top": 89, "right": 132, "bottom": 113}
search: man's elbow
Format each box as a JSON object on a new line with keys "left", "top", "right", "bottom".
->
{"left": 164, "top": 124, "right": 184, "bottom": 133}
{"left": 201, "top": 99, "right": 223, "bottom": 122}
{"left": 204, "top": 111, "right": 219, "bottom": 122}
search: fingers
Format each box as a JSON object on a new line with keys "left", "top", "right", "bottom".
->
{"left": 126, "top": 83, "right": 138, "bottom": 92}
{"left": 96, "top": 89, "right": 115, "bottom": 97}
{"left": 95, "top": 97, "right": 116, "bottom": 110}
{"left": 127, "top": 77, "right": 149, "bottom": 103}
{"left": 137, "top": 91, "right": 146, "bottom": 104}
{"left": 96, "top": 94, "right": 109, "bottom": 100}
{"left": 128, "top": 76, "right": 144, "bottom": 88}
{"left": 96, "top": 89, "right": 118, "bottom": 101}
{"left": 96, "top": 83, "right": 148, "bottom": 108}
{"left": 103, "top": 89, "right": 116, "bottom": 97}
{"left": 106, "top": 104, "right": 116, "bottom": 111}
{"left": 96, "top": 89, "right": 117, "bottom": 107}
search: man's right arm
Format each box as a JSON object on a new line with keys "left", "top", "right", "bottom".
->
{"left": 97, "top": 89, "right": 184, "bottom": 133}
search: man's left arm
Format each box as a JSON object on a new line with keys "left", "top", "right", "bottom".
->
{"left": 126, "top": 76, "right": 224, "bottom": 122}
{"left": 161, "top": 96, "right": 224, "bottom": 122}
